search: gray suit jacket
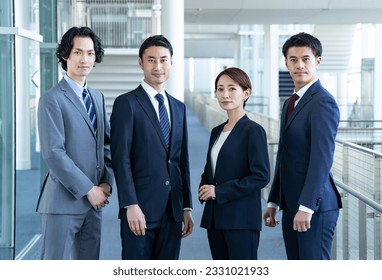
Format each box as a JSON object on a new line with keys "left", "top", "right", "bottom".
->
{"left": 37, "top": 78, "right": 114, "bottom": 214}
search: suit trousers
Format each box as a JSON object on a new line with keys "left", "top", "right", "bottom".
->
{"left": 120, "top": 200, "right": 182, "bottom": 260}
{"left": 207, "top": 228, "right": 260, "bottom": 260}
{"left": 40, "top": 208, "right": 102, "bottom": 260}
{"left": 281, "top": 209, "right": 339, "bottom": 260}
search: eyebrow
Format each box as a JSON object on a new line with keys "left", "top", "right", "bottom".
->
{"left": 147, "top": 55, "right": 169, "bottom": 59}
{"left": 218, "top": 83, "right": 237, "bottom": 87}
{"left": 73, "top": 48, "right": 95, "bottom": 52}
{"left": 289, "top": 55, "right": 311, "bottom": 59}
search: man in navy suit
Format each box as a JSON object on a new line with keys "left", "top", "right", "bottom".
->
{"left": 263, "top": 32, "right": 342, "bottom": 260}
{"left": 110, "top": 35, "right": 194, "bottom": 260}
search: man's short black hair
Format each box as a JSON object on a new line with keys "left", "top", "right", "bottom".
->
{"left": 139, "top": 35, "right": 173, "bottom": 60}
{"left": 282, "top": 32, "right": 322, "bottom": 58}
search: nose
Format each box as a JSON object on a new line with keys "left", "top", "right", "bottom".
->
{"left": 154, "top": 61, "right": 162, "bottom": 70}
{"left": 221, "top": 89, "right": 229, "bottom": 98}
{"left": 296, "top": 59, "right": 304, "bottom": 69}
{"left": 80, "top": 54, "right": 88, "bottom": 62}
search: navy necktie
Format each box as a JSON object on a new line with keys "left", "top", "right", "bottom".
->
{"left": 155, "top": 93, "right": 170, "bottom": 147}
{"left": 82, "top": 88, "right": 97, "bottom": 132}
{"left": 287, "top": 93, "right": 299, "bottom": 119}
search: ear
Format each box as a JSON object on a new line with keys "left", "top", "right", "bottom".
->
{"left": 139, "top": 58, "right": 143, "bottom": 68}
{"left": 316, "top": 56, "right": 321, "bottom": 66}
{"left": 244, "top": 88, "right": 251, "bottom": 100}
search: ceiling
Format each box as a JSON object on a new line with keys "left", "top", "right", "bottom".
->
{"left": 184, "top": 0, "right": 382, "bottom": 25}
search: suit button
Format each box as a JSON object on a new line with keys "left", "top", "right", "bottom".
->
{"left": 165, "top": 181, "right": 170, "bottom": 186}
{"left": 168, "top": 160, "right": 171, "bottom": 164}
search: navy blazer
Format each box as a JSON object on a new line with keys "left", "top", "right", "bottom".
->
{"left": 110, "top": 85, "right": 192, "bottom": 225}
{"left": 199, "top": 115, "right": 270, "bottom": 230}
{"left": 268, "top": 80, "right": 342, "bottom": 213}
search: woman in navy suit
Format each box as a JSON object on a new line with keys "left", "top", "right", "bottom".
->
{"left": 198, "top": 67, "right": 270, "bottom": 259}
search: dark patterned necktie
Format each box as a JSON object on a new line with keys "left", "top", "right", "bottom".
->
{"left": 82, "top": 88, "right": 97, "bottom": 132}
{"left": 155, "top": 93, "right": 170, "bottom": 147}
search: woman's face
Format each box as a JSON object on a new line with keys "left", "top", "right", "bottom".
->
{"left": 215, "top": 74, "right": 250, "bottom": 113}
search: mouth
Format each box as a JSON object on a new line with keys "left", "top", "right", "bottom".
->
{"left": 220, "top": 101, "right": 231, "bottom": 105}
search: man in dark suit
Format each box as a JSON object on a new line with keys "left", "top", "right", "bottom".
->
{"left": 110, "top": 35, "right": 193, "bottom": 260}
{"left": 263, "top": 32, "right": 342, "bottom": 260}
{"left": 37, "top": 26, "right": 113, "bottom": 259}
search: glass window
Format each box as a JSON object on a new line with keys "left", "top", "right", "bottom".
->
{"left": 0, "top": 33, "right": 15, "bottom": 260}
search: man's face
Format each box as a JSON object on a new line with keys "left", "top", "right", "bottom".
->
{"left": 285, "top": 46, "right": 321, "bottom": 91}
{"left": 65, "top": 36, "right": 96, "bottom": 85}
{"left": 139, "top": 46, "right": 172, "bottom": 92}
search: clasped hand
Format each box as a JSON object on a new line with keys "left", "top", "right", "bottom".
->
{"left": 87, "top": 183, "right": 111, "bottom": 210}
{"left": 198, "top": 184, "right": 216, "bottom": 201}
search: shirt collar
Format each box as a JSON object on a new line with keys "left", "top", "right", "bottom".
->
{"left": 294, "top": 78, "right": 318, "bottom": 99}
{"left": 141, "top": 80, "right": 166, "bottom": 100}
{"left": 64, "top": 74, "right": 88, "bottom": 97}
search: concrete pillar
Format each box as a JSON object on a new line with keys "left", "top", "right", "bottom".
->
{"left": 374, "top": 24, "right": 382, "bottom": 120}
{"left": 152, "top": 0, "right": 162, "bottom": 35}
{"left": 161, "top": 0, "right": 184, "bottom": 101}
{"left": 263, "top": 25, "right": 280, "bottom": 120}
{"left": 14, "top": 0, "right": 32, "bottom": 170}
{"left": 73, "top": 0, "right": 87, "bottom": 26}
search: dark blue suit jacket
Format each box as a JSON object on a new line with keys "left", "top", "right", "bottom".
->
{"left": 268, "top": 80, "right": 342, "bottom": 213}
{"left": 110, "top": 85, "right": 192, "bottom": 225}
{"left": 200, "top": 115, "right": 270, "bottom": 230}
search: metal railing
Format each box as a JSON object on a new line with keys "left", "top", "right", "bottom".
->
{"left": 337, "top": 120, "right": 382, "bottom": 152}
{"left": 331, "top": 140, "right": 382, "bottom": 260}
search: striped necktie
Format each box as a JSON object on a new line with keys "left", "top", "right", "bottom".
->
{"left": 82, "top": 88, "right": 97, "bottom": 132}
{"left": 155, "top": 93, "right": 170, "bottom": 148}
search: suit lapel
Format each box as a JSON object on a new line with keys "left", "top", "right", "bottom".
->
{"left": 59, "top": 79, "right": 97, "bottom": 138}
{"left": 167, "top": 93, "right": 186, "bottom": 153}
{"left": 211, "top": 116, "right": 248, "bottom": 180}
{"left": 135, "top": 86, "right": 168, "bottom": 150}
{"left": 284, "top": 80, "right": 320, "bottom": 130}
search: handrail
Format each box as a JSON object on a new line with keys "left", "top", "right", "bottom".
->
{"left": 334, "top": 179, "right": 382, "bottom": 214}
{"left": 335, "top": 139, "right": 382, "bottom": 158}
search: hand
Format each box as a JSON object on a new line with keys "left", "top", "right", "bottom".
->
{"left": 293, "top": 210, "right": 312, "bottom": 232}
{"left": 263, "top": 207, "right": 279, "bottom": 227}
{"left": 182, "top": 210, "right": 194, "bottom": 238}
{"left": 99, "top": 183, "right": 111, "bottom": 197}
{"left": 126, "top": 204, "right": 146, "bottom": 236}
{"left": 198, "top": 184, "right": 216, "bottom": 201}
{"left": 87, "top": 186, "right": 109, "bottom": 210}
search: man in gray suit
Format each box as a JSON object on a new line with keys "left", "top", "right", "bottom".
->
{"left": 37, "top": 26, "right": 114, "bottom": 260}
